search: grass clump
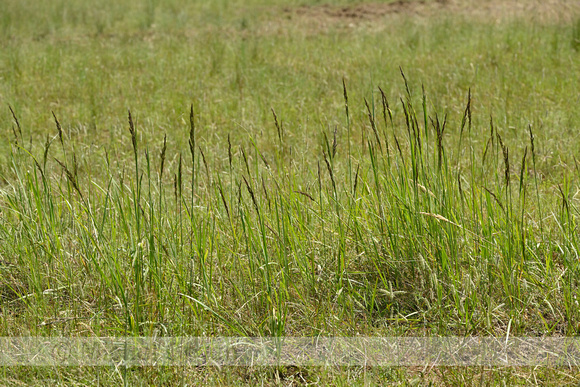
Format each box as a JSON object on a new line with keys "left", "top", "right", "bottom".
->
{"left": 2, "top": 75, "right": 579, "bottom": 339}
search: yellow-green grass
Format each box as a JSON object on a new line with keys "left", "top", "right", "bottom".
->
{"left": 1, "top": 0, "right": 580, "bottom": 384}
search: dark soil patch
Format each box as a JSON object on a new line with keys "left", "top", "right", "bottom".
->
{"left": 286, "top": 1, "right": 434, "bottom": 22}
{"left": 282, "top": 0, "right": 579, "bottom": 26}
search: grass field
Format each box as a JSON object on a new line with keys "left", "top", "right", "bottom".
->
{"left": 1, "top": 0, "right": 580, "bottom": 384}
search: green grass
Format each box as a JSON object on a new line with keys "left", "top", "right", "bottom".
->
{"left": 1, "top": 0, "right": 580, "bottom": 384}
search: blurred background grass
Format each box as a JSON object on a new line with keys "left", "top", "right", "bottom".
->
{"left": 1, "top": 0, "right": 578, "bottom": 170}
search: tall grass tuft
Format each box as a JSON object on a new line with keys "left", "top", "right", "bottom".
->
{"left": 1, "top": 77, "right": 579, "bottom": 344}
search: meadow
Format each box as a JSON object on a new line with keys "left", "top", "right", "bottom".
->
{"left": 1, "top": 0, "right": 580, "bottom": 384}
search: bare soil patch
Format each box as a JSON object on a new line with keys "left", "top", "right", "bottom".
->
{"left": 282, "top": 0, "right": 580, "bottom": 27}
{"left": 288, "top": 0, "right": 431, "bottom": 21}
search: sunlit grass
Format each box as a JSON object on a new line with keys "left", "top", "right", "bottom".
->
{"left": 1, "top": 0, "right": 580, "bottom": 384}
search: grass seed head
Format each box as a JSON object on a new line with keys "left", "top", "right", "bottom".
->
{"left": 52, "top": 111, "right": 64, "bottom": 146}
{"left": 460, "top": 88, "right": 472, "bottom": 135}
{"left": 259, "top": 151, "right": 270, "bottom": 169}
{"left": 177, "top": 153, "right": 182, "bottom": 197}
{"left": 173, "top": 174, "right": 178, "bottom": 204}
{"left": 55, "top": 158, "right": 82, "bottom": 198}
{"left": 497, "top": 134, "right": 510, "bottom": 187}
{"left": 323, "top": 150, "right": 335, "bottom": 191}
{"left": 9, "top": 105, "right": 22, "bottom": 143}
{"left": 400, "top": 66, "right": 411, "bottom": 97}
{"left": 218, "top": 182, "right": 230, "bottom": 218}
{"left": 243, "top": 175, "right": 259, "bottom": 216}
{"left": 189, "top": 104, "right": 195, "bottom": 161}
{"left": 159, "top": 134, "right": 167, "bottom": 180}
{"left": 519, "top": 147, "right": 527, "bottom": 193}
{"left": 353, "top": 163, "right": 360, "bottom": 195}
{"left": 227, "top": 134, "right": 233, "bottom": 169}
{"left": 342, "top": 77, "right": 349, "bottom": 120}
{"left": 528, "top": 124, "right": 535, "bottom": 160}
{"left": 42, "top": 134, "right": 52, "bottom": 171}
{"left": 241, "top": 146, "right": 250, "bottom": 178}
{"left": 294, "top": 190, "right": 314, "bottom": 202}
{"left": 271, "top": 107, "right": 282, "bottom": 143}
